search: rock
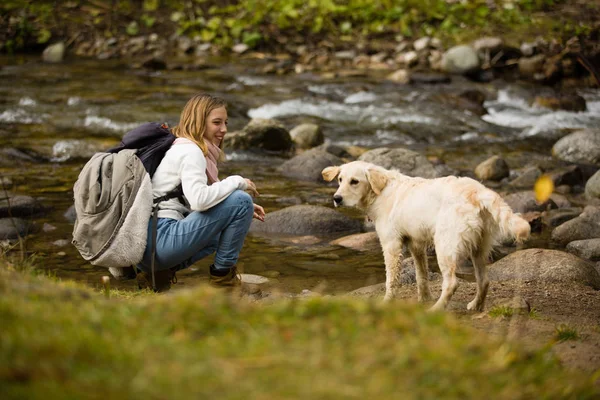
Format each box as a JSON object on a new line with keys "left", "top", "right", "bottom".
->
{"left": 42, "top": 42, "right": 65, "bottom": 63}
{"left": 51, "top": 139, "right": 106, "bottom": 162}
{"left": 413, "top": 37, "right": 431, "bottom": 51}
{"left": 141, "top": 56, "right": 167, "bottom": 70}
{"left": 547, "top": 165, "right": 596, "bottom": 188}
{"left": 64, "top": 204, "right": 76, "bottom": 223}
{"left": 347, "top": 282, "right": 385, "bottom": 298}
{"left": 395, "top": 51, "right": 418, "bottom": 67}
{"left": 520, "top": 41, "right": 537, "bottom": 57}
{"left": 551, "top": 206, "right": 600, "bottom": 246}
{"left": 518, "top": 55, "right": 546, "bottom": 78}
{"left": 502, "top": 191, "right": 558, "bottom": 213}
{"left": 473, "top": 37, "right": 503, "bottom": 53}
{"left": 474, "top": 156, "right": 510, "bottom": 181}
{"left": 542, "top": 207, "right": 582, "bottom": 228}
{"left": 386, "top": 69, "right": 411, "bottom": 84}
{"left": 585, "top": 170, "right": 600, "bottom": 200}
{"left": 232, "top": 43, "right": 249, "bottom": 54}
{"left": 0, "top": 195, "right": 46, "bottom": 218}
{"left": 289, "top": 123, "right": 324, "bottom": 149}
{"left": 534, "top": 94, "right": 587, "bottom": 112}
{"left": 249, "top": 205, "right": 362, "bottom": 236}
{"left": 358, "top": 148, "right": 439, "bottom": 178}
{"left": 409, "top": 72, "right": 451, "bottom": 84}
{"left": 279, "top": 149, "right": 342, "bottom": 182}
{"left": 242, "top": 119, "right": 294, "bottom": 152}
{"left": 330, "top": 232, "right": 380, "bottom": 252}
{"left": 566, "top": 239, "right": 600, "bottom": 261}
{"left": 552, "top": 129, "right": 600, "bottom": 166}
{"left": 240, "top": 274, "right": 269, "bottom": 284}
{"left": 316, "top": 143, "right": 357, "bottom": 159}
{"left": 0, "top": 218, "right": 31, "bottom": 240}
{"left": 440, "top": 45, "right": 480, "bottom": 74}
{"left": 52, "top": 239, "right": 70, "bottom": 247}
{"left": 509, "top": 166, "right": 542, "bottom": 188}
{"left": 488, "top": 248, "right": 600, "bottom": 289}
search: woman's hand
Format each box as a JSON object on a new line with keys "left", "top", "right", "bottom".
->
{"left": 244, "top": 178, "right": 259, "bottom": 197}
{"left": 253, "top": 203, "right": 265, "bottom": 222}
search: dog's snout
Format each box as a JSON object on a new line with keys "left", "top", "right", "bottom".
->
{"left": 333, "top": 194, "right": 343, "bottom": 205}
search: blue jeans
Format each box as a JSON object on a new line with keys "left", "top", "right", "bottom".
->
{"left": 138, "top": 190, "right": 253, "bottom": 273}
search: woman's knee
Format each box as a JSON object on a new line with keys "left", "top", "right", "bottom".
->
{"left": 227, "top": 190, "right": 253, "bottom": 212}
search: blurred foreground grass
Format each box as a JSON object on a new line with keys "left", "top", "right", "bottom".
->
{"left": 0, "top": 265, "right": 598, "bottom": 400}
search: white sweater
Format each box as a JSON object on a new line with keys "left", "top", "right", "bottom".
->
{"left": 151, "top": 138, "right": 247, "bottom": 220}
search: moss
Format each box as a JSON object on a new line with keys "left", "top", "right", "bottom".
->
{"left": 0, "top": 266, "right": 597, "bottom": 399}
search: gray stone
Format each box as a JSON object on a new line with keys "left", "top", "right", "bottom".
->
{"left": 358, "top": 147, "right": 439, "bottom": 178}
{"left": 542, "top": 207, "right": 582, "bottom": 228}
{"left": 585, "top": 170, "right": 600, "bottom": 200}
{"left": 386, "top": 69, "right": 411, "bottom": 84}
{"left": 249, "top": 205, "right": 362, "bottom": 236}
{"left": 552, "top": 129, "right": 600, "bottom": 166}
{"left": 503, "top": 191, "right": 558, "bottom": 213}
{"left": 289, "top": 123, "right": 324, "bottom": 149}
{"left": 42, "top": 42, "right": 65, "bottom": 63}
{"left": 488, "top": 248, "right": 600, "bottom": 289}
{"left": 413, "top": 37, "right": 431, "bottom": 51}
{"left": 566, "top": 239, "right": 600, "bottom": 262}
{"left": 509, "top": 166, "right": 542, "bottom": 188}
{"left": 551, "top": 206, "right": 600, "bottom": 246}
{"left": 474, "top": 155, "right": 510, "bottom": 181}
{"left": 0, "top": 195, "right": 46, "bottom": 218}
{"left": 279, "top": 149, "right": 342, "bottom": 182}
{"left": 440, "top": 45, "right": 480, "bottom": 74}
{"left": 0, "top": 218, "right": 31, "bottom": 240}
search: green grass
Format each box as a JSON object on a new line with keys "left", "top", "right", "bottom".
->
{"left": 489, "top": 305, "right": 515, "bottom": 318}
{"left": 0, "top": 266, "right": 598, "bottom": 400}
{"left": 555, "top": 324, "right": 580, "bottom": 342}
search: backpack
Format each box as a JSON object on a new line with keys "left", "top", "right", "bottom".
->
{"left": 72, "top": 123, "right": 183, "bottom": 288}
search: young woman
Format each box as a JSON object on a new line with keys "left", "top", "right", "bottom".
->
{"left": 136, "top": 93, "right": 265, "bottom": 291}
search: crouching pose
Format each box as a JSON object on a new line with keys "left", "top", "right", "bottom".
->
{"left": 137, "top": 93, "right": 265, "bottom": 291}
{"left": 322, "top": 161, "right": 530, "bottom": 311}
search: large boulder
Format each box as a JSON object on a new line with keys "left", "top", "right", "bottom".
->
{"left": 0, "top": 218, "right": 32, "bottom": 240}
{"left": 0, "top": 195, "right": 46, "bottom": 218}
{"left": 488, "top": 248, "right": 600, "bottom": 289}
{"left": 566, "top": 239, "right": 600, "bottom": 262}
{"left": 249, "top": 205, "right": 362, "bottom": 236}
{"left": 552, "top": 129, "right": 600, "bottom": 166}
{"left": 358, "top": 148, "right": 439, "bottom": 178}
{"left": 551, "top": 206, "right": 600, "bottom": 246}
{"left": 279, "top": 149, "right": 342, "bottom": 182}
{"left": 243, "top": 118, "right": 294, "bottom": 152}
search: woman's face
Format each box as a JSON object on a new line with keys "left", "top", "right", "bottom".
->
{"left": 204, "top": 106, "right": 228, "bottom": 146}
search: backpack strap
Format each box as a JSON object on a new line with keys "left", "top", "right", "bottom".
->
{"left": 149, "top": 183, "right": 185, "bottom": 292}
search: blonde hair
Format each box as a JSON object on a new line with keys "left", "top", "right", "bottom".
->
{"left": 171, "top": 93, "right": 227, "bottom": 157}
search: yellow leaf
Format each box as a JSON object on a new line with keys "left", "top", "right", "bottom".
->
{"left": 534, "top": 175, "right": 554, "bottom": 203}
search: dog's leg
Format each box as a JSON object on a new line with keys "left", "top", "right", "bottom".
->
{"left": 408, "top": 243, "right": 432, "bottom": 302}
{"left": 382, "top": 240, "right": 403, "bottom": 302}
{"left": 467, "top": 253, "right": 489, "bottom": 311}
{"left": 430, "top": 253, "right": 459, "bottom": 312}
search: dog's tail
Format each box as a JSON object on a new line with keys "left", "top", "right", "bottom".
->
{"left": 476, "top": 187, "right": 530, "bottom": 244}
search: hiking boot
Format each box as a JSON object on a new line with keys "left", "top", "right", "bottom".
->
{"left": 137, "top": 268, "right": 177, "bottom": 292}
{"left": 209, "top": 265, "right": 242, "bottom": 288}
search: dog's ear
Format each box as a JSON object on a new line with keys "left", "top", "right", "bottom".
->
{"left": 366, "top": 168, "right": 388, "bottom": 195}
{"left": 322, "top": 166, "right": 340, "bottom": 182}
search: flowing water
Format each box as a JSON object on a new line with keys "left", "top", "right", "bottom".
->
{"left": 2, "top": 55, "right": 600, "bottom": 295}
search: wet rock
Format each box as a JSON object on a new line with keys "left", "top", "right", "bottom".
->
{"left": 566, "top": 239, "right": 600, "bottom": 262}
{"left": 542, "top": 207, "right": 582, "bottom": 228}
{"left": 386, "top": 69, "right": 411, "bottom": 84}
{"left": 518, "top": 55, "right": 546, "bottom": 78}
{"left": 509, "top": 166, "right": 542, "bottom": 188}
{"left": 552, "top": 129, "right": 600, "bottom": 166}
{"left": 502, "top": 191, "right": 558, "bottom": 213}
{"left": 533, "top": 94, "right": 587, "bottom": 112}
{"left": 551, "top": 206, "right": 600, "bottom": 246}
{"left": 42, "top": 42, "right": 65, "bottom": 63}
{"left": 358, "top": 147, "right": 439, "bottom": 178}
{"left": 279, "top": 149, "right": 342, "bottom": 182}
{"left": 289, "top": 123, "right": 324, "bottom": 149}
{"left": 0, "top": 195, "right": 46, "bottom": 218}
{"left": 0, "top": 218, "right": 31, "bottom": 239}
{"left": 474, "top": 156, "right": 510, "bottom": 181}
{"left": 440, "top": 45, "right": 480, "bottom": 74}
{"left": 64, "top": 204, "right": 76, "bottom": 223}
{"left": 473, "top": 37, "right": 503, "bottom": 53}
{"left": 242, "top": 118, "right": 294, "bottom": 152}
{"left": 330, "top": 232, "right": 380, "bottom": 252}
{"left": 585, "top": 170, "right": 600, "bottom": 200}
{"left": 488, "top": 248, "right": 600, "bottom": 289}
{"left": 249, "top": 205, "right": 362, "bottom": 236}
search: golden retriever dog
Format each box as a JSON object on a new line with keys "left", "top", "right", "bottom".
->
{"left": 322, "top": 161, "right": 530, "bottom": 311}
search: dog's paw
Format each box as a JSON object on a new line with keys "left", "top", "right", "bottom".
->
{"left": 467, "top": 299, "right": 484, "bottom": 312}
